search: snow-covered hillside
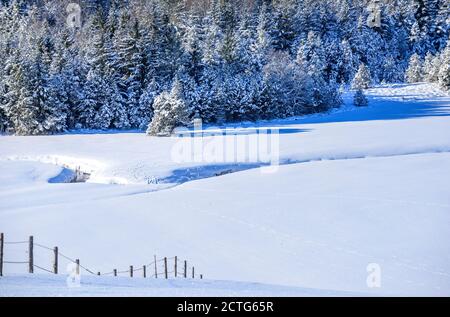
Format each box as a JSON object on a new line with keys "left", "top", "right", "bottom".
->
{"left": 1, "top": 84, "right": 449, "bottom": 296}
{"left": 0, "top": 275, "right": 365, "bottom": 297}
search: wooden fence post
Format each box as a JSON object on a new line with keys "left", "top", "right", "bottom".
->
{"left": 53, "top": 247, "right": 58, "bottom": 274}
{"left": 130, "top": 265, "right": 133, "bottom": 278}
{"left": 164, "top": 257, "right": 168, "bottom": 279}
{"left": 154, "top": 255, "right": 158, "bottom": 279}
{"left": 192, "top": 266, "right": 195, "bottom": 279}
{"left": 174, "top": 256, "right": 177, "bottom": 278}
{"left": 75, "top": 259, "right": 80, "bottom": 275}
{"left": 184, "top": 260, "right": 187, "bottom": 278}
{"left": 114, "top": 269, "right": 117, "bottom": 277}
{"left": 0, "top": 233, "right": 3, "bottom": 277}
{"left": 143, "top": 265, "right": 146, "bottom": 278}
{"left": 28, "top": 236, "right": 34, "bottom": 274}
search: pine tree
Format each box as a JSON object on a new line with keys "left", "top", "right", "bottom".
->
{"left": 405, "top": 53, "right": 423, "bottom": 83}
{"left": 354, "top": 89, "right": 369, "bottom": 107}
{"left": 0, "top": 106, "right": 7, "bottom": 132}
{"left": 119, "top": 19, "right": 147, "bottom": 128}
{"left": 411, "top": 0, "right": 441, "bottom": 55}
{"left": 104, "top": 82, "right": 129, "bottom": 129}
{"left": 383, "top": 56, "right": 405, "bottom": 83}
{"left": 180, "top": 14, "right": 204, "bottom": 83}
{"left": 438, "top": 42, "right": 450, "bottom": 91}
{"left": 150, "top": 4, "right": 182, "bottom": 88}
{"left": 177, "top": 66, "right": 200, "bottom": 118}
{"left": 339, "top": 39, "right": 357, "bottom": 84}
{"left": 422, "top": 52, "right": 436, "bottom": 82}
{"left": 137, "top": 79, "right": 158, "bottom": 130}
{"left": 270, "top": 0, "right": 296, "bottom": 52}
{"left": 4, "top": 18, "right": 68, "bottom": 136}
{"left": 56, "top": 31, "right": 85, "bottom": 130}
{"left": 428, "top": 53, "right": 442, "bottom": 83}
{"left": 352, "top": 63, "right": 372, "bottom": 89}
{"left": 77, "top": 70, "right": 109, "bottom": 129}
{"left": 251, "top": 1, "right": 272, "bottom": 69}
{"left": 434, "top": 0, "right": 449, "bottom": 51}
{"left": 147, "top": 77, "right": 191, "bottom": 136}
{"left": 5, "top": 64, "right": 42, "bottom": 135}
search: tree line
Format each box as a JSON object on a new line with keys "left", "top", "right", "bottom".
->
{"left": 0, "top": 0, "right": 448, "bottom": 135}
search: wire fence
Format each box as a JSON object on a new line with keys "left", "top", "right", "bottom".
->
{"left": 0, "top": 233, "right": 203, "bottom": 280}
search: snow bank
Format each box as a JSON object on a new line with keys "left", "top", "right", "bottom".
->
{"left": 0, "top": 275, "right": 363, "bottom": 297}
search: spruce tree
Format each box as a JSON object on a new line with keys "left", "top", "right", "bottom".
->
{"left": 383, "top": 56, "right": 405, "bottom": 83}
{"left": 405, "top": 53, "right": 423, "bottom": 83}
{"left": 352, "top": 63, "right": 372, "bottom": 89}
{"left": 147, "top": 77, "right": 191, "bottom": 136}
{"left": 354, "top": 89, "right": 369, "bottom": 107}
{"left": 438, "top": 42, "right": 450, "bottom": 91}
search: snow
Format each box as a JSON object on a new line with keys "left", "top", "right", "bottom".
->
{"left": 0, "top": 275, "right": 363, "bottom": 297}
{"left": 1, "top": 83, "right": 450, "bottom": 296}
{"left": 1, "top": 84, "right": 449, "bottom": 186}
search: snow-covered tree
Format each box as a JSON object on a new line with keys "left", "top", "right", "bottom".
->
{"left": 438, "top": 42, "right": 450, "bottom": 91}
{"left": 77, "top": 70, "right": 109, "bottom": 129}
{"left": 383, "top": 56, "right": 405, "bottom": 83}
{"left": 0, "top": 107, "right": 7, "bottom": 132}
{"left": 119, "top": 19, "right": 147, "bottom": 128}
{"left": 352, "top": 63, "right": 372, "bottom": 89}
{"left": 422, "top": 52, "right": 436, "bottom": 82}
{"left": 405, "top": 53, "right": 423, "bottom": 83}
{"left": 136, "top": 79, "right": 158, "bottom": 130}
{"left": 147, "top": 77, "right": 191, "bottom": 136}
{"left": 354, "top": 89, "right": 368, "bottom": 107}
{"left": 270, "top": 0, "right": 296, "bottom": 52}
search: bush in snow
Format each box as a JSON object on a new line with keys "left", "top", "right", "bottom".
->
{"left": 146, "top": 78, "right": 191, "bottom": 136}
{"left": 405, "top": 54, "right": 423, "bottom": 83}
{"left": 352, "top": 64, "right": 372, "bottom": 90}
{"left": 354, "top": 89, "right": 368, "bottom": 107}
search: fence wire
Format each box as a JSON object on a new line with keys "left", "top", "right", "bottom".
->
{"left": 1, "top": 234, "right": 202, "bottom": 279}
{"left": 4, "top": 241, "right": 28, "bottom": 245}
{"left": 33, "top": 264, "right": 54, "bottom": 274}
{"left": 4, "top": 261, "right": 28, "bottom": 264}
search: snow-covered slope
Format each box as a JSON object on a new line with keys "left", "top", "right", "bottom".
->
{"left": 0, "top": 83, "right": 449, "bottom": 296}
{"left": 0, "top": 275, "right": 365, "bottom": 297}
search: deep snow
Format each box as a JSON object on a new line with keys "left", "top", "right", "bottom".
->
{"left": 0, "top": 83, "right": 449, "bottom": 296}
{"left": 0, "top": 274, "right": 364, "bottom": 297}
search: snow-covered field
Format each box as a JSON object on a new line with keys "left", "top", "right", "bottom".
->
{"left": 0, "top": 83, "right": 449, "bottom": 296}
{"left": 0, "top": 274, "right": 364, "bottom": 297}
